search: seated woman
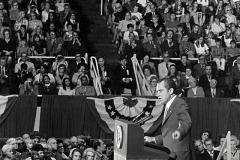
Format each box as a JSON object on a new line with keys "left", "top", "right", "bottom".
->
{"left": 187, "top": 77, "right": 205, "bottom": 97}
{"left": 142, "top": 65, "right": 156, "bottom": 84}
{"left": 72, "top": 64, "right": 88, "bottom": 86}
{"left": 39, "top": 75, "right": 57, "bottom": 95}
{"left": 55, "top": 64, "right": 69, "bottom": 89}
{"left": 141, "top": 54, "right": 156, "bottom": 75}
{"left": 34, "top": 64, "right": 55, "bottom": 85}
{"left": 81, "top": 148, "right": 96, "bottom": 160}
{"left": 75, "top": 75, "right": 96, "bottom": 96}
{"left": 180, "top": 67, "right": 194, "bottom": 95}
{"left": 58, "top": 77, "right": 75, "bottom": 95}
{"left": 149, "top": 75, "right": 158, "bottom": 96}
{"left": 16, "top": 39, "right": 31, "bottom": 59}
{"left": 194, "top": 36, "right": 209, "bottom": 56}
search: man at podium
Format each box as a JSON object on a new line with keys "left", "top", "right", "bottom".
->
{"left": 145, "top": 78, "right": 192, "bottom": 160}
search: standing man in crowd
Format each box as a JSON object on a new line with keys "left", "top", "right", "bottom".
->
{"left": 145, "top": 78, "right": 191, "bottom": 160}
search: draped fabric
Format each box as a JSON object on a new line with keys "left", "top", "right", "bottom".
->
{"left": 0, "top": 96, "right": 37, "bottom": 137}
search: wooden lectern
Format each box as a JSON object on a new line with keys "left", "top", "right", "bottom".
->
{"left": 114, "top": 119, "right": 169, "bottom": 160}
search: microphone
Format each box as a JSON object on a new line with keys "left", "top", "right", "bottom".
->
{"left": 132, "top": 111, "right": 145, "bottom": 123}
{"left": 136, "top": 115, "right": 153, "bottom": 126}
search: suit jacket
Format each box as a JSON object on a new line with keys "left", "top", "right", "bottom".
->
{"left": 158, "top": 61, "right": 174, "bottom": 80}
{"left": 231, "top": 64, "right": 240, "bottom": 84}
{"left": 114, "top": 64, "right": 135, "bottom": 82}
{"left": 201, "top": 150, "right": 221, "bottom": 160}
{"left": 187, "top": 86, "right": 205, "bottom": 97}
{"left": 155, "top": 96, "right": 191, "bottom": 160}
{"left": 123, "top": 40, "right": 143, "bottom": 61}
{"left": 205, "top": 88, "right": 224, "bottom": 98}
{"left": 193, "top": 63, "right": 206, "bottom": 80}
{"left": 0, "top": 65, "right": 12, "bottom": 86}
{"left": 46, "top": 37, "right": 63, "bottom": 56}
{"left": 161, "top": 40, "right": 179, "bottom": 58}
{"left": 143, "top": 41, "right": 162, "bottom": 57}
{"left": 199, "top": 74, "right": 218, "bottom": 92}
{"left": 145, "top": 12, "right": 162, "bottom": 27}
{"left": 69, "top": 60, "right": 87, "bottom": 78}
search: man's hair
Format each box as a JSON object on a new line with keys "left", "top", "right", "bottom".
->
{"left": 204, "top": 138, "right": 213, "bottom": 145}
{"left": 181, "top": 53, "right": 188, "bottom": 60}
{"left": 92, "top": 139, "right": 101, "bottom": 150}
{"left": 159, "top": 78, "right": 176, "bottom": 94}
{"left": 194, "top": 139, "right": 203, "bottom": 144}
{"left": 47, "top": 137, "right": 56, "bottom": 144}
{"left": 127, "top": 23, "right": 134, "bottom": 28}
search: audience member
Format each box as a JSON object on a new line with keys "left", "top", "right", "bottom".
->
{"left": 158, "top": 52, "right": 174, "bottom": 79}
{"left": 187, "top": 77, "right": 205, "bottom": 97}
{"left": 199, "top": 65, "right": 217, "bottom": 92}
{"left": 58, "top": 77, "right": 75, "bottom": 95}
{"left": 0, "top": 57, "right": 11, "bottom": 95}
{"left": 75, "top": 75, "right": 96, "bottom": 96}
{"left": 205, "top": 79, "right": 224, "bottom": 97}
{"left": 39, "top": 75, "right": 57, "bottom": 95}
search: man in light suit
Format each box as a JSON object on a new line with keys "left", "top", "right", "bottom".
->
{"left": 145, "top": 78, "right": 192, "bottom": 160}
{"left": 158, "top": 53, "right": 174, "bottom": 80}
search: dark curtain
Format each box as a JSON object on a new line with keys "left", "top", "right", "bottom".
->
{"left": 0, "top": 96, "right": 37, "bottom": 137}
{"left": 40, "top": 96, "right": 86, "bottom": 138}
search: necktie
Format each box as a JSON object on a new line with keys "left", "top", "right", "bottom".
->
{"left": 213, "top": 89, "right": 216, "bottom": 98}
{"left": 163, "top": 104, "right": 169, "bottom": 121}
{"left": 166, "top": 63, "right": 169, "bottom": 70}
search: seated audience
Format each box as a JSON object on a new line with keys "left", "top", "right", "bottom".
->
{"left": 158, "top": 52, "right": 174, "bottom": 80}
{"left": 52, "top": 54, "right": 69, "bottom": 75}
{"left": 187, "top": 77, "right": 205, "bottom": 97}
{"left": 58, "top": 77, "right": 75, "bottom": 95}
{"left": 75, "top": 75, "right": 96, "bottom": 96}
{"left": 141, "top": 54, "right": 156, "bottom": 75}
{"left": 205, "top": 79, "right": 224, "bottom": 98}
{"left": 15, "top": 53, "right": 36, "bottom": 76}
{"left": 34, "top": 64, "right": 55, "bottom": 85}
{"left": 211, "top": 38, "right": 226, "bottom": 72}
{"left": 0, "top": 57, "right": 12, "bottom": 95}
{"left": 55, "top": 64, "right": 69, "bottom": 89}
{"left": 143, "top": 33, "right": 161, "bottom": 57}
{"left": 46, "top": 31, "right": 63, "bottom": 56}
{"left": 199, "top": 65, "right": 217, "bottom": 92}
{"left": 19, "top": 74, "right": 39, "bottom": 95}
{"left": 39, "top": 75, "right": 57, "bottom": 95}
{"left": 81, "top": 148, "right": 96, "bottom": 160}
{"left": 201, "top": 139, "right": 221, "bottom": 160}
{"left": 149, "top": 75, "right": 158, "bottom": 96}
{"left": 72, "top": 64, "right": 87, "bottom": 87}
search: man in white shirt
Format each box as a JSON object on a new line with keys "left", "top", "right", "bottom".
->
{"left": 15, "top": 53, "right": 36, "bottom": 76}
{"left": 210, "top": 16, "right": 226, "bottom": 36}
{"left": 41, "top": 2, "right": 54, "bottom": 23}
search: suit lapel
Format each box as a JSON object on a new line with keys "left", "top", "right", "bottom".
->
{"left": 162, "top": 96, "right": 178, "bottom": 125}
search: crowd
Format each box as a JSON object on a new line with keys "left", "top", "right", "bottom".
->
{"left": 0, "top": 132, "right": 113, "bottom": 160}
{"left": 103, "top": 0, "right": 240, "bottom": 97}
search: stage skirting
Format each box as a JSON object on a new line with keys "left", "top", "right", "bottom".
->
{"left": 0, "top": 95, "right": 240, "bottom": 142}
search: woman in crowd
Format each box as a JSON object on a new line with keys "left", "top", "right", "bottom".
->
{"left": 72, "top": 64, "right": 87, "bottom": 86}
{"left": 179, "top": 34, "right": 196, "bottom": 58}
{"left": 58, "top": 77, "right": 75, "bottom": 95}
{"left": 75, "top": 75, "right": 96, "bottom": 96}
{"left": 143, "top": 65, "right": 156, "bottom": 85}
{"left": 34, "top": 64, "right": 55, "bottom": 85}
{"left": 81, "top": 148, "right": 96, "bottom": 160}
{"left": 64, "top": 11, "right": 80, "bottom": 32}
{"left": 31, "top": 26, "right": 45, "bottom": 42}
{"left": 31, "top": 34, "right": 47, "bottom": 57}
{"left": 28, "top": 11, "right": 43, "bottom": 31}
{"left": 1, "top": 29, "right": 16, "bottom": 65}
{"left": 221, "top": 27, "right": 234, "bottom": 47}
{"left": 55, "top": 64, "right": 69, "bottom": 89}
{"left": 69, "top": 149, "right": 82, "bottom": 160}
{"left": 167, "top": 64, "right": 178, "bottom": 78}
{"left": 194, "top": 36, "right": 209, "bottom": 56}
{"left": 180, "top": 67, "right": 194, "bottom": 95}
{"left": 187, "top": 77, "right": 205, "bottom": 97}
{"left": 141, "top": 54, "right": 156, "bottom": 74}
{"left": 225, "top": 5, "right": 237, "bottom": 26}
{"left": 17, "top": 39, "right": 31, "bottom": 59}
{"left": 149, "top": 75, "right": 158, "bottom": 96}
{"left": 1, "top": 144, "right": 14, "bottom": 160}
{"left": 39, "top": 74, "right": 57, "bottom": 95}
{"left": 16, "top": 25, "right": 29, "bottom": 43}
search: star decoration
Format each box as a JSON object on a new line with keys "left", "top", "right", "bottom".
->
{"left": 107, "top": 105, "right": 112, "bottom": 110}
{"left": 110, "top": 111, "right": 115, "bottom": 116}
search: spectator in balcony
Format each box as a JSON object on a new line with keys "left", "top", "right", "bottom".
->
{"left": 46, "top": 23, "right": 60, "bottom": 40}
{"left": 59, "top": 3, "right": 71, "bottom": 27}
{"left": 118, "top": 12, "right": 136, "bottom": 34}
{"left": 210, "top": 16, "right": 225, "bottom": 36}
{"left": 66, "top": 32, "right": 86, "bottom": 56}
{"left": 16, "top": 25, "right": 30, "bottom": 43}
{"left": 189, "top": 24, "right": 202, "bottom": 44}
{"left": 211, "top": 38, "right": 226, "bottom": 72}
{"left": 181, "top": 13, "right": 194, "bottom": 34}
{"left": 0, "top": 57, "right": 12, "bottom": 95}
{"left": 63, "top": 24, "right": 74, "bottom": 42}
{"left": 150, "top": 15, "right": 164, "bottom": 35}
{"left": 39, "top": 75, "right": 57, "bottom": 95}
{"left": 165, "top": 12, "right": 180, "bottom": 32}
{"left": 193, "top": 55, "right": 206, "bottom": 80}
{"left": 47, "top": 138, "right": 63, "bottom": 160}
{"left": 167, "top": 64, "right": 179, "bottom": 79}
{"left": 45, "top": 12, "right": 60, "bottom": 34}
{"left": 231, "top": 55, "right": 240, "bottom": 95}
{"left": 201, "top": 139, "right": 221, "bottom": 160}
{"left": 34, "top": 64, "right": 55, "bottom": 85}
{"left": 64, "top": 11, "right": 80, "bottom": 32}
{"left": 215, "top": 134, "right": 226, "bottom": 151}
{"left": 41, "top": 2, "right": 54, "bottom": 23}
{"left": 19, "top": 74, "right": 39, "bottom": 95}
{"left": 1, "top": 144, "right": 14, "bottom": 160}
{"left": 31, "top": 26, "right": 45, "bottom": 42}
{"left": 221, "top": 27, "right": 233, "bottom": 48}
{"left": 75, "top": 75, "right": 96, "bottom": 96}
{"left": 16, "top": 39, "right": 31, "bottom": 59}
{"left": 179, "top": 34, "right": 196, "bottom": 58}
{"left": 31, "top": 34, "right": 47, "bottom": 57}
{"left": 131, "top": 5, "right": 142, "bottom": 22}
{"left": 93, "top": 139, "right": 108, "bottom": 160}
{"left": 122, "top": 32, "right": 143, "bottom": 61}
{"left": 194, "top": 36, "right": 209, "bottom": 56}
{"left": 161, "top": 30, "right": 179, "bottom": 58}
{"left": 72, "top": 64, "right": 88, "bottom": 87}
{"left": 9, "top": 2, "right": 20, "bottom": 25}
{"left": 14, "top": 11, "right": 28, "bottom": 32}
{"left": 58, "top": 77, "right": 75, "bottom": 95}
{"left": 123, "top": 23, "right": 139, "bottom": 42}
{"left": 55, "top": 64, "right": 69, "bottom": 89}
{"left": 69, "top": 53, "right": 87, "bottom": 78}
{"left": 187, "top": 77, "right": 205, "bottom": 97}
{"left": 149, "top": 75, "right": 158, "bottom": 96}
{"left": 225, "top": 6, "right": 237, "bottom": 26}
{"left": 141, "top": 54, "right": 156, "bottom": 75}
{"left": 98, "top": 58, "right": 114, "bottom": 94}
{"left": 199, "top": 65, "right": 217, "bottom": 92}
{"left": 15, "top": 53, "right": 36, "bottom": 76}
{"left": 145, "top": 3, "right": 161, "bottom": 27}
{"left": 143, "top": 33, "right": 161, "bottom": 57}
{"left": 0, "top": 29, "right": 16, "bottom": 65}
{"left": 142, "top": 64, "right": 156, "bottom": 85}
{"left": 114, "top": 56, "right": 136, "bottom": 95}
{"left": 205, "top": 79, "right": 224, "bottom": 97}
{"left": 180, "top": 67, "right": 193, "bottom": 94}
{"left": 82, "top": 148, "right": 95, "bottom": 160}
{"left": 46, "top": 31, "right": 63, "bottom": 56}
{"left": 28, "top": 12, "right": 43, "bottom": 31}
{"left": 0, "top": 21, "right": 10, "bottom": 39}
{"left": 176, "top": 54, "right": 192, "bottom": 76}
{"left": 158, "top": 52, "right": 174, "bottom": 80}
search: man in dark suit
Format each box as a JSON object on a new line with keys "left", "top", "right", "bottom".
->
{"left": 114, "top": 56, "right": 136, "bottom": 95}
{"left": 144, "top": 3, "right": 162, "bottom": 27}
{"left": 161, "top": 30, "right": 179, "bottom": 58}
{"left": 201, "top": 139, "right": 221, "bottom": 160}
{"left": 193, "top": 55, "right": 207, "bottom": 80}
{"left": 69, "top": 53, "right": 87, "bottom": 78}
{"left": 46, "top": 31, "right": 63, "bottom": 56}
{"left": 199, "top": 65, "right": 217, "bottom": 92}
{"left": 231, "top": 55, "right": 240, "bottom": 97}
{"left": 98, "top": 58, "right": 114, "bottom": 95}
{"left": 180, "top": 14, "right": 194, "bottom": 34}
{"left": 205, "top": 79, "right": 224, "bottom": 98}
{"left": 143, "top": 33, "right": 162, "bottom": 57}
{"left": 123, "top": 32, "right": 143, "bottom": 61}
{"left": 145, "top": 78, "right": 191, "bottom": 160}
{"left": 0, "top": 57, "right": 11, "bottom": 94}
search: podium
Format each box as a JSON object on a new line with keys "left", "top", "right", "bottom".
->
{"left": 114, "top": 119, "right": 169, "bottom": 160}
